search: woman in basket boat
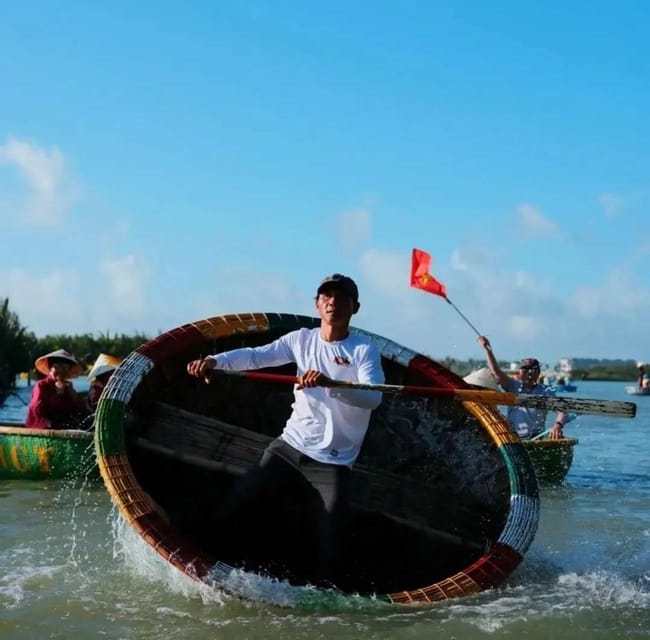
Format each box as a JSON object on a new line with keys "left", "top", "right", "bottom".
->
{"left": 25, "top": 349, "right": 88, "bottom": 429}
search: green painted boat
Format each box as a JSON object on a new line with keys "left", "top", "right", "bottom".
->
{"left": 462, "top": 371, "right": 578, "bottom": 485}
{"left": 523, "top": 438, "right": 578, "bottom": 484}
{"left": 0, "top": 424, "right": 97, "bottom": 480}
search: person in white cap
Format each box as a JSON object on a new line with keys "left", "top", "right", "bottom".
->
{"left": 26, "top": 349, "right": 87, "bottom": 429}
{"left": 478, "top": 335, "right": 569, "bottom": 440}
{"left": 87, "top": 353, "right": 123, "bottom": 411}
{"left": 187, "top": 273, "right": 384, "bottom": 588}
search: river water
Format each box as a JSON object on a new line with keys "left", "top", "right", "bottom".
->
{"left": 1, "top": 380, "right": 648, "bottom": 639}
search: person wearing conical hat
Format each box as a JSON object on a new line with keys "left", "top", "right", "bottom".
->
{"left": 25, "top": 349, "right": 88, "bottom": 429}
{"left": 87, "top": 353, "right": 122, "bottom": 411}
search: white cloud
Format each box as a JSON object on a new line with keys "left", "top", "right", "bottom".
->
{"left": 572, "top": 287, "right": 602, "bottom": 317}
{"left": 185, "top": 265, "right": 305, "bottom": 327}
{"left": 359, "top": 248, "right": 407, "bottom": 297}
{"left": 516, "top": 203, "right": 558, "bottom": 238}
{"left": 100, "top": 255, "right": 151, "bottom": 317}
{"left": 451, "top": 249, "right": 468, "bottom": 271}
{"left": 509, "top": 315, "right": 542, "bottom": 340}
{"left": 597, "top": 192, "right": 625, "bottom": 219}
{"left": 0, "top": 268, "right": 83, "bottom": 334}
{"left": 571, "top": 267, "right": 650, "bottom": 320}
{"left": 334, "top": 208, "right": 372, "bottom": 251}
{"left": 0, "top": 137, "right": 76, "bottom": 227}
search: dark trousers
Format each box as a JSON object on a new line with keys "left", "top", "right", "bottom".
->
{"left": 223, "top": 438, "right": 351, "bottom": 585}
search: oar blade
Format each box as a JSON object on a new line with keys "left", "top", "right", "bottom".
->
{"left": 514, "top": 394, "right": 636, "bottom": 419}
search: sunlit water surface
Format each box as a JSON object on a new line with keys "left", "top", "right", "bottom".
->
{"left": 1, "top": 380, "right": 648, "bottom": 639}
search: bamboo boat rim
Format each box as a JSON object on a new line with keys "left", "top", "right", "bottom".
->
{"left": 94, "top": 312, "right": 541, "bottom": 607}
{"left": 524, "top": 438, "right": 579, "bottom": 449}
{"left": 0, "top": 424, "right": 93, "bottom": 440}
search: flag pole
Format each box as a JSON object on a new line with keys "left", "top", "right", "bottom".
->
{"left": 444, "top": 297, "right": 481, "bottom": 338}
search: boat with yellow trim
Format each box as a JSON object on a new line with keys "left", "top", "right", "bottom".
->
{"left": 0, "top": 423, "right": 97, "bottom": 480}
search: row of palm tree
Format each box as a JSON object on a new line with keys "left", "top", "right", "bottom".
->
{"left": 0, "top": 297, "right": 150, "bottom": 388}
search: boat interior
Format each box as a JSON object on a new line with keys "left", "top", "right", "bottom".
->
{"left": 122, "top": 331, "right": 512, "bottom": 595}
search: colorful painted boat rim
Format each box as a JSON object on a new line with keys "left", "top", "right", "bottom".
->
{"left": 94, "top": 312, "right": 539, "bottom": 607}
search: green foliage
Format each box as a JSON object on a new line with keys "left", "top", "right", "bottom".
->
{"left": 0, "top": 297, "right": 151, "bottom": 386}
{"left": 34, "top": 331, "right": 150, "bottom": 367}
{"left": 0, "top": 296, "right": 642, "bottom": 387}
{"left": 0, "top": 298, "right": 38, "bottom": 387}
{"left": 573, "top": 365, "right": 640, "bottom": 382}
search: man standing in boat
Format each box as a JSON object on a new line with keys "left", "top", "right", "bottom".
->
{"left": 478, "top": 336, "right": 568, "bottom": 440}
{"left": 186, "top": 273, "right": 384, "bottom": 587}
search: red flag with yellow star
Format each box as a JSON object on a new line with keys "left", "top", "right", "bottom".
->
{"left": 410, "top": 248, "right": 447, "bottom": 298}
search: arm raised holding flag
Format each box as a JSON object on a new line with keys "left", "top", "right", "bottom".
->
{"left": 405, "top": 248, "right": 636, "bottom": 420}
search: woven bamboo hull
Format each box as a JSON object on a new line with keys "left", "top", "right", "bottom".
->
{"left": 524, "top": 438, "right": 577, "bottom": 484}
{"left": 94, "top": 313, "right": 541, "bottom": 606}
{"left": 0, "top": 424, "right": 96, "bottom": 479}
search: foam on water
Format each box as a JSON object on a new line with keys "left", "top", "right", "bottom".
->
{"left": 556, "top": 570, "right": 650, "bottom": 609}
{"left": 0, "top": 563, "right": 65, "bottom": 609}
{"left": 419, "top": 567, "right": 650, "bottom": 634}
{"left": 110, "top": 507, "right": 391, "bottom": 612}
{"left": 108, "top": 488, "right": 649, "bottom": 621}
{"left": 109, "top": 511, "right": 231, "bottom": 606}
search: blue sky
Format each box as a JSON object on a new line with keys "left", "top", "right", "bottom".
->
{"left": 1, "top": 2, "right": 649, "bottom": 366}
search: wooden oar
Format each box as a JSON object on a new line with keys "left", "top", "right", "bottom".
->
{"left": 211, "top": 370, "right": 637, "bottom": 419}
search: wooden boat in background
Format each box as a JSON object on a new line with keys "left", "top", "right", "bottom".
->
{"left": 94, "top": 313, "right": 540, "bottom": 607}
{"left": 523, "top": 438, "right": 578, "bottom": 484}
{"left": 0, "top": 423, "right": 96, "bottom": 479}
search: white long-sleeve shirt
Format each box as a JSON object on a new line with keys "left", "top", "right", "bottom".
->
{"left": 209, "top": 327, "right": 384, "bottom": 466}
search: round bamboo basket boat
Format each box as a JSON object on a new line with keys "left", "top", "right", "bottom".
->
{"left": 523, "top": 437, "right": 578, "bottom": 484}
{"left": 94, "top": 313, "right": 539, "bottom": 607}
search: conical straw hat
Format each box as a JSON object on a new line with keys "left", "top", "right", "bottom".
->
{"left": 88, "top": 353, "right": 123, "bottom": 380}
{"left": 34, "top": 349, "right": 83, "bottom": 378}
{"left": 463, "top": 367, "right": 500, "bottom": 390}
